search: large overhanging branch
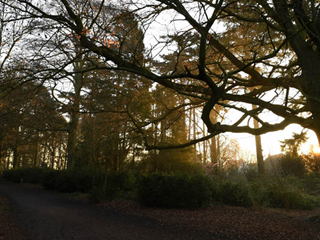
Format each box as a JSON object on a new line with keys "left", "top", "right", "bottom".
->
{"left": 144, "top": 132, "right": 219, "bottom": 150}
{"left": 222, "top": 93, "right": 304, "bottom": 117}
{"left": 217, "top": 115, "right": 311, "bottom": 135}
{"left": 217, "top": 101, "right": 265, "bottom": 126}
{"left": 131, "top": 108, "right": 311, "bottom": 151}
{"left": 6, "top": 0, "right": 317, "bottom": 148}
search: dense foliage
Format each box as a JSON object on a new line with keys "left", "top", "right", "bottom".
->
{"left": 138, "top": 173, "right": 214, "bottom": 208}
{"left": 1, "top": 167, "right": 319, "bottom": 210}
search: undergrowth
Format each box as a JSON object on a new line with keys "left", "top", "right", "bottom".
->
{"left": 1, "top": 168, "right": 320, "bottom": 210}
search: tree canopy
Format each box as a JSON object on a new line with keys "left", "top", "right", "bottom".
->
{"left": 1, "top": 0, "right": 320, "bottom": 169}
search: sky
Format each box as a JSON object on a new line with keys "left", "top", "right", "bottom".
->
{"left": 229, "top": 124, "right": 319, "bottom": 160}
{"left": 142, "top": 7, "right": 320, "bottom": 161}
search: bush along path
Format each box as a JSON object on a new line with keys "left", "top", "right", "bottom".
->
{"left": 2, "top": 168, "right": 320, "bottom": 210}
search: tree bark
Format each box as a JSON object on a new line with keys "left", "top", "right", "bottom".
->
{"left": 193, "top": 108, "right": 197, "bottom": 162}
{"left": 67, "top": 66, "right": 83, "bottom": 170}
{"left": 203, "top": 121, "right": 207, "bottom": 164}
{"left": 272, "top": 0, "right": 320, "bottom": 145}
{"left": 6, "top": 154, "right": 10, "bottom": 169}
{"left": 12, "top": 145, "right": 19, "bottom": 169}
{"left": 67, "top": 111, "right": 79, "bottom": 170}
{"left": 0, "top": 127, "right": 3, "bottom": 169}
{"left": 210, "top": 136, "right": 217, "bottom": 163}
{"left": 294, "top": 42, "right": 320, "bottom": 145}
{"left": 33, "top": 135, "right": 39, "bottom": 167}
{"left": 209, "top": 110, "right": 218, "bottom": 163}
{"left": 51, "top": 135, "right": 56, "bottom": 169}
{"left": 252, "top": 105, "right": 265, "bottom": 176}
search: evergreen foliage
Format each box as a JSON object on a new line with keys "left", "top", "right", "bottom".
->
{"left": 280, "top": 154, "right": 306, "bottom": 177}
{"left": 137, "top": 173, "right": 214, "bottom": 208}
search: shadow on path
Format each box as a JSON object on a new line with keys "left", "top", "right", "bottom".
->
{"left": 0, "top": 181, "right": 221, "bottom": 240}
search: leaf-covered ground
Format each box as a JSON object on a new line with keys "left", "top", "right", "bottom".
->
{"left": 0, "top": 196, "right": 27, "bottom": 240}
{"left": 99, "top": 200, "right": 320, "bottom": 240}
{"left": 1, "top": 192, "right": 320, "bottom": 240}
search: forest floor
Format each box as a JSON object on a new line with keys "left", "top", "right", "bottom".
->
{"left": 0, "top": 180, "right": 320, "bottom": 240}
{"left": 0, "top": 195, "right": 26, "bottom": 240}
{"left": 98, "top": 200, "right": 320, "bottom": 240}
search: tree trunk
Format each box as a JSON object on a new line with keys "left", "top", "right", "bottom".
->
{"left": 188, "top": 108, "right": 192, "bottom": 141}
{"left": 252, "top": 105, "right": 265, "bottom": 176}
{"left": 209, "top": 110, "right": 218, "bottom": 163}
{"left": 22, "top": 155, "right": 28, "bottom": 168}
{"left": 203, "top": 121, "right": 207, "bottom": 164}
{"left": 42, "top": 142, "right": 48, "bottom": 167}
{"left": 285, "top": 18, "right": 320, "bottom": 146}
{"left": 193, "top": 108, "right": 197, "bottom": 162}
{"left": 12, "top": 145, "right": 19, "bottom": 169}
{"left": 0, "top": 127, "right": 3, "bottom": 166}
{"left": 33, "top": 136, "right": 39, "bottom": 167}
{"left": 67, "top": 70, "right": 83, "bottom": 170}
{"left": 6, "top": 153, "right": 10, "bottom": 169}
{"left": 301, "top": 64, "right": 320, "bottom": 145}
{"left": 51, "top": 136, "right": 56, "bottom": 169}
{"left": 67, "top": 116, "right": 78, "bottom": 170}
{"left": 210, "top": 136, "right": 217, "bottom": 163}
{"left": 217, "top": 135, "right": 220, "bottom": 167}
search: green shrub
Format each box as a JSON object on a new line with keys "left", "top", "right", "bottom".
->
{"left": 52, "top": 171, "right": 76, "bottom": 193}
{"left": 267, "top": 181, "right": 314, "bottom": 210}
{"left": 138, "top": 173, "right": 214, "bottom": 208}
{"left": 2, "top": 169, "right": 22, "bottom": 183}
{"left": 304, "top": 153, "right": 320, "bottom": 173}
{"left": 41, "top": 169, "right": 61, "bottom": 189}
{"left": 280, "top": 154, "right": 306, "bottom": 177}
{"left": 87, "top": 171, "right": 138, "bottom": 202}
{"left": 54, "top": 170, "right": 93, "bottom": 193}
{"left": 248, "top": 181, "right": 270, "bottom": 209}
{"left": 302, "top": 172, "right": 320, "bottom": 195}
{"left": 42, "top": 169, "right": 138, "bottom": 200}
{"left": 74, "top": 171, "right": 95, "bottom": 193}
{"left": 21, "top": 168, "right": 45, "bottom": 184}
{"left": 104, "top": 171, "right": 137, "bottom": 199}
{"left": 244, "top": 166, "right": 259, "bottom": 182}
{"left": 220, "top": 181, "right": 251, "bottom": 207}
{"left": 3, "top": 168, "right": 48, "bottom": 184}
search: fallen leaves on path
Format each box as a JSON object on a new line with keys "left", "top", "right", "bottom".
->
{"left": 100, "top": 200, "right": 320, "bottom": 240}
{"left": 1, "top": 190, "right": 320, "bottom": 240}
{"left": 0, "top": 196, "right": 26, "bottom": 240}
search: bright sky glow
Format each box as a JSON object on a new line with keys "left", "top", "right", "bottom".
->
{"left": 229, "top": 124, "right": 319, "bottom": 160}
{"left": 312, "top": 144, "right": 320, "bottom": 154}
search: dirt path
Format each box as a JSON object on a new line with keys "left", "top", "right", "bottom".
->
{"left": 0, "top": 181, "right": 222, "bottom": 240}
